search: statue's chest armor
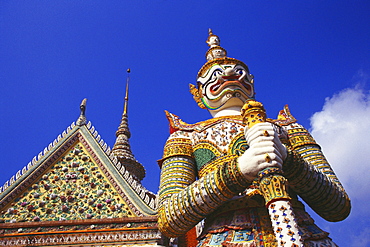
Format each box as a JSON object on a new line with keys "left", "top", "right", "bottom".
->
{"left": 191, "top": 121, "right": 248, "bottom": 173}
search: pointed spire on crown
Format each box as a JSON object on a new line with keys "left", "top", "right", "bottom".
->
{"left": 112, "top": 69, "right": 145, "bottom": 181}
{"left": 205, "top": 28, "right": 227, "bottom": 61}
{"left": 206, "top": 28, "right": 220, "bottom": 47}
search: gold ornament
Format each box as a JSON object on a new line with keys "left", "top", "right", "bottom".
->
{"left": 265, "top": 153, "right": 272, "bottom": 163}
{"left": 189, "top": 83, "right": 207, "bottom": 109}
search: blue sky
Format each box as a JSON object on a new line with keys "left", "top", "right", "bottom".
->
{"left": 1, "top": 1, "right": 369, "bottom": 246}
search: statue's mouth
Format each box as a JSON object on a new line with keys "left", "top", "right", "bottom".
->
{"left": 210, "top": 80, "right": 244, "bottom": 95}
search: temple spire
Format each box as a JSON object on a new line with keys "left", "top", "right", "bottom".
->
{"left": 123, "top": 68, "right": 130, "bottom": 116}
{"left": 112, "top": 69, "right": 145, "bottom": 181}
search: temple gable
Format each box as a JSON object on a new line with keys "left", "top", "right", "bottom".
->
{"left": 1, "top": 139, "right": 139, "bottom": 223}
{"left": 0, "top": 100, "right": 162, "bottom": 246}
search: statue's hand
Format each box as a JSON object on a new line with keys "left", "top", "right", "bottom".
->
{"left": 238, "top": 122, "right": 287, "bottom": 182}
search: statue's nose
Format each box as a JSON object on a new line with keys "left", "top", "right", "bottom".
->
{"left": 224, "top": 68, "right": 235, "bottom": 76}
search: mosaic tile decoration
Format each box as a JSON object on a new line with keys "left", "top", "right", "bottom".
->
{"left": 1, "top": 142, "right": 136, "bottom": 223}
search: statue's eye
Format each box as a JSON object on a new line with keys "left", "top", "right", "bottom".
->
{"left": 213, "top": 70, "right": 222, "bottom": 77}
{"left": 236, "top": 69, "right": 244, "bottom": 75}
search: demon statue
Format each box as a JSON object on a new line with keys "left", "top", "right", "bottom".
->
{"left": 158, "top": 29, "right": 350, "bottom": 247}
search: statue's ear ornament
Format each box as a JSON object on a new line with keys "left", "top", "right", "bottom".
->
{"left": 189, "top": 83, "right": 207, "bottom": 109}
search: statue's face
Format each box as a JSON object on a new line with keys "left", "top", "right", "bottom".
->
{"left": 197, "top": 63, "right": 254, "bottom": 110}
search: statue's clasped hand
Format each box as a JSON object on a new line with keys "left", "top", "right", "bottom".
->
{"left": 238, "top": 122, "right": 287, "bottom": 182}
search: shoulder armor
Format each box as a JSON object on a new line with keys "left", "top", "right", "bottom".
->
{"left": 165, "top": 111, "right": 196, "bottom": 134}
{"left": 269, "top": 105, "right": 297, "bottom": 126}
{"left": 165, "top": 110, "right": 244, "bottom": 134}
{"left": 269, "top": 105, "right": 318, "bottom": 149}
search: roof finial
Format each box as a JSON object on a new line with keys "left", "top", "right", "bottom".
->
{"left": 76, "top": 98, "right": 87, "bottom": 126}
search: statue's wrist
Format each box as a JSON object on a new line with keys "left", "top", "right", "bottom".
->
{"left": 226, "top": 158, "right": 251, "bottom": 191}
{"left": 282, "top": 148, "right": 294, "bottom": 169}
{"left": 282, "top": 148, "right": 305, "bottom": 179}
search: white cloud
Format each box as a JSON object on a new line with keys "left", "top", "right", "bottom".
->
{"left": 309, "top": 84, "right": 370, "bottom": 246}
{"left": 309, "top": 86, "right": 370, "bottom": 204}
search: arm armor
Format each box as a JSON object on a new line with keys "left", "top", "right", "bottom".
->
{"left": 158, "top": 134, "right": 249, "bottom": 238}
{"left": 283, "top": 123, "right": 351, "bottom": 222}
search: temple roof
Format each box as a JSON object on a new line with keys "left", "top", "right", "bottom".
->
{"left": 0, "top": 100, "right": 157, "bottom": 225}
